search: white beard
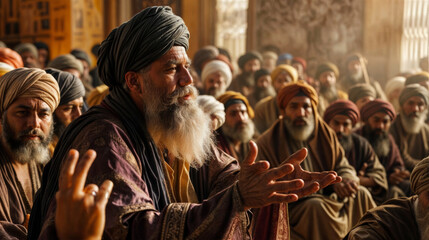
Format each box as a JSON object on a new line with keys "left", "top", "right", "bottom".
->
{"left": 400, "top": 109, "right": 428, "bottom": 134}
{"left": 284, "top": 114, "right": 315, "bottom": 142}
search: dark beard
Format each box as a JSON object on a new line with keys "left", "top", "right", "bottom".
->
{"left": 337, "top": 132, "right": 353, "bottom": 153}
{"left": 53, "top": 114, "right": 67, "bottom": 139}
{"left": 252, "top": 86, "right": 275, "bottom": 102}
{"left": 320, "top": 85, "right": 338, "bottom": 102}
{"left": 362, "top": 125, "right": 390, "bottom": 158}
{"left": 2, "top": 113, "right": 53, "bottom": 165}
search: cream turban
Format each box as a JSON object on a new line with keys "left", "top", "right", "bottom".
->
{"left": 201, "top": 60, "right": 232, "bottom": 88}
{"left": 410, "top": 157, "right": 429, "bottom": 195}
{"left": 0, "top": 68, "right": 60, "bottom": 115}
{"left": 385, "top": 76, "right": 405, "bottom": 97}
{"left": 0, "top": 62, "right": 14, "bottom": 77}
{"left": 197, "top": 95, "right": 225, "bottom": 130}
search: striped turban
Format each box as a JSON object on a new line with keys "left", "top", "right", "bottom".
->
{"left": 271, "top": 64, "right": 298, "bottom": 83}
{"left": 360, "top": 99, "right": 396, "bottom": 122}
{"left": 277, "top": 82, "right": 318, "bottom": 110}
{"left": 399, "top": 84, "right": 429, "bottom": 106}
{"left": 45, "top": 68, "right": 85, "bottom": 105}
{"left": 323, "top": 99, "right": 360, "bottom": 126}
{"left": 217, "top": 91, "right": 254, "bottom": 119}
{"left": 410, "top": 157, "right": 429, "bottom": 195}
{"left": 0, "top": 47, "right": 24, "bottom": 69}
{"left": 0, "top": 68, "right": 60, "bottom": 115}
{"left": 197, "top": 95, "right": 225, "bottom": 130}
{"left": 348, "top": 83, "right": 376, "bottom": 103}
{"left": 97, "top": 6, "right": 190, "bottom": 88}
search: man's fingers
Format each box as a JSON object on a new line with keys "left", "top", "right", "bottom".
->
{"left": 284, "top": 148, "right": 307, "bottom": 165}
{"left": 264, "top": 163, "right": 294, "bottom": 181}
{"left": 95, "top": 180, "right": 114, "bottom": 208}
{"left": 294, "top": 182, "right": 320, "bottom": 198}
{"left": 72, "top": 150, "right": 97, "bottom": 194}
{"left": 269, "top": 193, "right": 299, "bottom": 204}
{"left": 59, "top": 149, "right": 79, "bottom": 190}
{"left": 242, "top": 141, "right": 258, "bottom": 166}
{"left": 317, "top": 174, "right": 338, "bottom": 189}
{"left": 270, "top": 179, "right": 304, "bottom": 193}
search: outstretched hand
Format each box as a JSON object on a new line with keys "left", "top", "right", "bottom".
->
{"left": 56, "top": 149, "right": 114, "bottom": 240}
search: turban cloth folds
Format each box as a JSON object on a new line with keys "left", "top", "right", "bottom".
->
{"left": 323, "top": 99, "right": 360, "bottom": 126}
{"left": 315, "top": 62, "right": 339, "bottom": 80}
{"left": 348, "top": 83, "right": 376, "bottom": 103}
{"left": 238, "top": 51, "right": 262, "bottom": 70}
{"left": 197, "top": 95, "right": 225, "bottom": 130}
{"left": 271, "top": 64, "right": 298, "bottom": 83}
{"left": 0, "top": 68, "right": 60, "bottom": 115}
{"left": 14, "top": 43, "right": 38, "bottom": 58}
{"left": 47, "top": 54, "right": 84, "bottom": 75}
{"left": 201, "top": 60, "right": 232, "bottom": 88}
{"left": 277, "top": 82, "right": 318, "bottom": 111}
{"left": 217, "top": 91, "right": 254, "bottom": 119}
{"left": 45, "top": 68, "right": 85, "bottom": 105}
{"left": 399, "top": 84, "right": 429, "bottom": 106}
{"left": 405, "top": 72, "right": 429, "bottom": 86}
{"left": 97, "top": 6, "right": 190, "bottom": 89}
{"left": 360, "top": 99, "right": 396, "bottom": 122}
{"left": 410, "top": 157, "right": 429, "bottom": 195}
{"left": 385, "top": 76, "right": 405, "bottom": 97}
{"left": 0, "top": 47, "right": 24, "bottom": 69}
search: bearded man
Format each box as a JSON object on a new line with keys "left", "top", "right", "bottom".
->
{"left": 256, "top": 82, "right": 376, "bottom": 240}
{"left": 357, "top": 99, "right": 411, "bottom": 198}
{"left": 216, "top": 91, "right": 255, "bottom": 163}
{"left": 28, "top": 7, "right": 339, "bottom": 240}
{"left": 346, "top": 157, "right": 429, "bottom": 240}
{"left": 201, "top": 60, "right": 232, "bottom": 98}
{"left": 348, "top": 83, "right": 377, "bottom": 110}
{"left": 0, "top": 68, "right": 59, "bottom": 239}
{"left": 390, "top": 84, "right": 429, "bottom": 172}
{"left": 324, "top": 99, "right": 388, "bottom": 204}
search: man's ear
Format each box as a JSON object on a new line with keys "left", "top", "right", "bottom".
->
{"left": 124, "top": 71, "right": 142, "bottom": 93}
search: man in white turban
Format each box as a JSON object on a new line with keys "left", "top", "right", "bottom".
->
{"left": 201, "top": 60, "right": 232, "bottom": 98}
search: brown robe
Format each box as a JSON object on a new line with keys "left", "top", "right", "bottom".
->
{"left": 0, "top": 142, "right": 42, "bottom": 240}
{"left": 390, "top": 114, "right": 429, "bottom": 171}
{"left": 253, "top": 96, "right": 279, "bottom": 134}
{"left": 256, "top": 118, "right": 376, "bottom": 240}
{"left": 345, "top": 196, "right": 420, "bottom": 240}
{"left": 215, "top": 129, "right": 250, "bottom": 164}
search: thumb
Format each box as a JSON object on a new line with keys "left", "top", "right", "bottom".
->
{"left": 242, "top": 140, "right": 258, "bottom": 166}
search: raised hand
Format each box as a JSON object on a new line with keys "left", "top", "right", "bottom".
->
{"left": 333, "top": 178, "right": 358, "bottom": 199}
{"left": 56, "top": 149, "right": 114, "bottom": 240}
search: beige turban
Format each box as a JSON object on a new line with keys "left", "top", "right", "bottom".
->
{"left": 47, "top": 54, "right": 84, "bottom": 76}
{"left": 0, "top": 68, "right": 60, "bottom": 115}
{"left": 197, "top": 95, "right": 225, "bottom": 130}
{"left": 411, "top": 157, "right": 429, "bottom": 195}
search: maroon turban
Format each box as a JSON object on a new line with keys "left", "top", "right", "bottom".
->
{"left": 360, "top": 99, "right": 396, "bottom": 122}
{"left": 323, "top": 99, "right": 360, "bottom": 126}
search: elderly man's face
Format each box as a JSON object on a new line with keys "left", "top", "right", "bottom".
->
{"left": 1, "top": 97, "right": 53, "bottom": 164}
{"left": 283, "top": 96, "right": 315, "bottom": 141}
{"left": 54, "top": 97, "right": 84, "bottom": 127}
{"left": 256, "top": 75, "right": 271, "bottom": 89}
{"left": 244, "top": 59, "right": 260, "bottom": 73}
{"left": 402, "top": 96, "right": 426, "bottom": 117}
{"left": 222, "top": 102, "right": 254, "bottom": 143}
{"left": 347, "top": 59, "right": 362, "bottom": 75}
{"left": 328, "top": 115, "right": 353, "bottom": 137}
{"left": 204, "top": 72, "right": 226, "bottom": 98}
{"left": 21, "top": 51, "right": 39, "bottom": 68}
{"left": 367, "top": 112, "right": 392, "bottom": 134}
{"left": 319, "top": 71, "right": 336, "bottom": 88}
{"left": 273, "top": 71, "right": 293, "bottom": 93}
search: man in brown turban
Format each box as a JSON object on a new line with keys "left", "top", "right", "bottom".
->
{"left": 256, "top": 82, "right": 376, "bottom": 240}
{"left": 346, "top": 157, "right": 429, "bottom": 240}
{"left": 28, "top": 6, "right": 339, "bottom": 240}
{"left": 253, "top": 64, "right": 298, "bottom": 134}
{"left": 348, "top": 83, "right": 377, "bottom": 110}
{"left": 215, "top": 91, "right": 255, "bottom": 163}
{"left": 324, "top": 100, "right": 388, "bottom": 204}
{"left": 390, "top": 84, "right": 429, "bottom": 172}
{"left": 356, "top": 99, "right": 411, "bottom": 199}
{"left": 0, "top": 68, "right": 59, "bottom": 239}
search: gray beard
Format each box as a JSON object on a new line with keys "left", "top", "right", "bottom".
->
{"left": 253, "top": 85, "right": 276, "bottom": 101}
{"left": 349, "top": 70, "right": 363, "bottom": 83}
{"left": 415, "top": 199, "right": 429, "bottom": 239}
{"left": 337, "top": 132, "right": 353, "bottom": 153}
{"left": 284, "top": 114, "right": 315, "bottom": 142}
{"left": 400, "top": 109, "right": 428, "bottom": 134}
{"left": 221, "top": 120, "right": 255, "bottom": 143}
{"left": 206, "top": 86, "right": 227, "bottom": 98}
{"left": 320, "top": 85, "right": 338, "bottom": 102}
{"left": 363, "top": 125, "right": 391, "bottom": 158}
{"left": 142, "top": 77, "right": 214, "bottom": 168}
{"left": 1, "top": 112, "right": 52, "bottom": 165}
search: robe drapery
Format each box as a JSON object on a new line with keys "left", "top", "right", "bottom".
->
{"left": 390, "top": 114, "right": 429, "bottom": 171}
{"left": 256, "top": 118, "right": 376, "bottom": 240}
{"left": 253, "top": 96, "right": 279, "bottom": 134}
{"left": 0, "top": 143, "right": 42, "bottom": 240}
{"left": 28, "top": 88, "right": 248, "bottom": 240}
{"left": 215, "top": 130, "right": 250, "bottom": 164}
{"left": 345, "top": 196, "right": 420, "bottom": 240}
{"left": 343, "top": 133, "right": 388, "bottom": 204}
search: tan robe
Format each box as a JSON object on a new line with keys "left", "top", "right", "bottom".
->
{"left": 253, "top": 96, "right": 279, "bottom": 134}
{"left": 256, "top": 118, "right": 376, "bottom": 240}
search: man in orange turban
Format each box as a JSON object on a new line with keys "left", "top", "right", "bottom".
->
{"left": 0, "top": 47, "right": 24, "bottom": 69}
{"left": 256, "top": 82, "right": 376, "bottom": 240}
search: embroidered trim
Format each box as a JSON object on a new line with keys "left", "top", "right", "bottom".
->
{"left": 161, "top": 203, "right": 190, "bottom": 240}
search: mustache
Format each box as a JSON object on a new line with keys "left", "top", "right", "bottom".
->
{"left": 166, "top": 85, "right": 198, "bottom": 105}
{"left": 18, "top": 128, "right": 46, "bottom": 140}
{"left": 293, "top": 117, "right": 311, "bottom": 125}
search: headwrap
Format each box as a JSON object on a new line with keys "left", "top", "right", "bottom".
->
{"left": 87, "top": 84, "right": 110, "bottom": 107}
{"left": 315, "top": 61, "right": 339, "bottom": 80}
{"left": 262, "top": 51, "right": 278, "bottom": 61}
{"left": 385, "top": 76, "right": 405, "bottom": 97}
{"left": 323, "top": 99, "right": 360, "bottom": 126}
{"left": 0, "top": 62, "right": 14, "bottom": 77}
{"left": 201, "top": 60, "right": 232, "bottom": 88}
{"left": 71, "top": 49, "right": 92, "bottom": 66}
{"left": 0, "top": 47, "right": 24, "bottom": 68}
{"left": 292, "top": 57, "right": 307, "bottom": 70}
{"left": 348, "top": 83, "right": 376, "bottom": 103}
{"left": 47, "top": 54, "right": 84, "bottom": 75}
{"left": 276, "top": 53, "right": 293, "bottom": 65}
{"left": 360, "top": 99, "right": 396, "bottom": 122}
{"left": 192, "top": 46, "right": 219, "bottom": 75}
{"left": 410, "top": 156, "right": 429, "bottom": 195}
{"left": 238, "top": 51, "right": 262, "bottom": 70}
{"left": 0, "top": 68, "right": 60, "bottom": 115}
{"left": 197, "top": 95, "right": 225, "bottom": 130}
{"left": 217, "top": 91, "right": 254, "bottom": 119}
{"left": 277, "top": 81, "right": 318, "bottom": 110}
{"left": 271, "top": 64, "right": 298, "bottom": 82}
{"left": 214, "top": 54, "right": 234, "bottom": 73}
{"left": 98, "top": 6, "right": 189, "bottom": 88}
{"left": 14, "top": 43, "right": 38, "bottom": 58}
{"left": 405, "top": 72, "right": 429, "bottom": 86}
{"left": 254, "top": 68, "right": 270, "bottom": 82}
{"left": 45, "top": 68, "right": 85, "bottom": 105}
{"left": 399, "top": 84, "right": 429, "bottom": 106}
